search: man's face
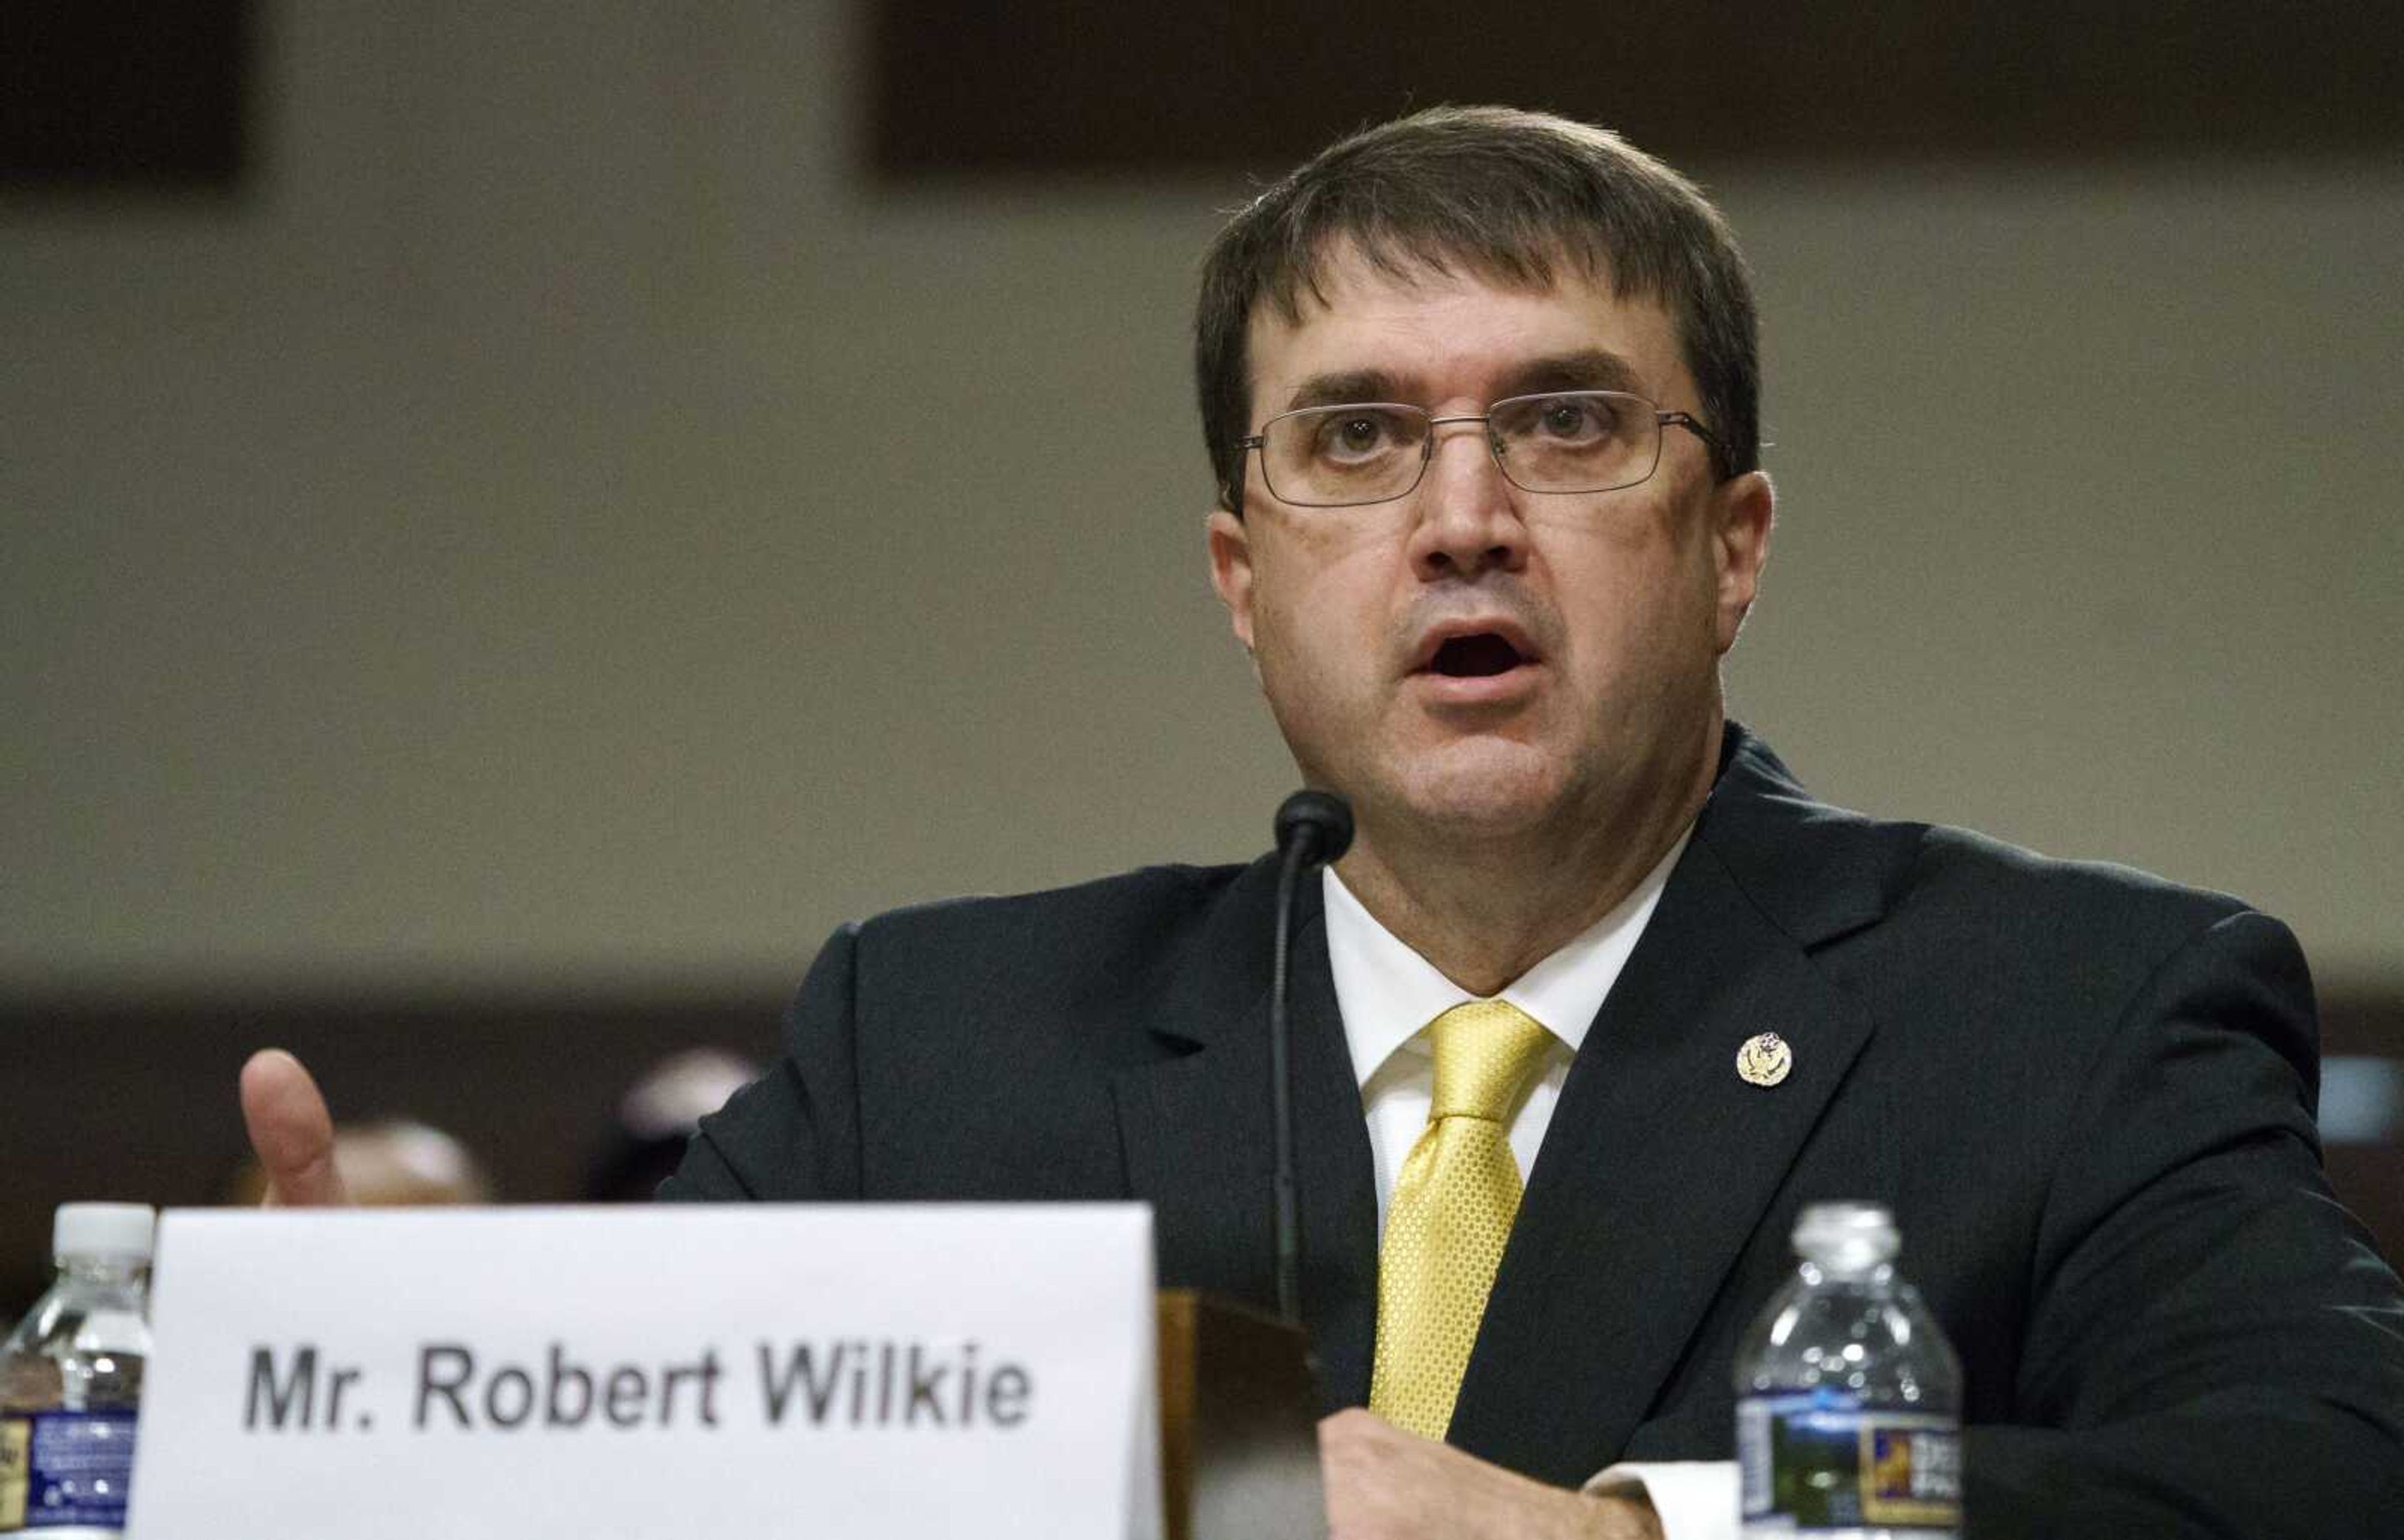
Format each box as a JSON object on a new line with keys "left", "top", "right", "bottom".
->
{"left": 1206, "top": 249, "right": 1772, "bottom": 855}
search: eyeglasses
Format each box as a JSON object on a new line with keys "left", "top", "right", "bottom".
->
{"left": 1237, "top": 390, "right": 1723, "bottom": 509}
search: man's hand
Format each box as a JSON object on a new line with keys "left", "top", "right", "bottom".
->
{"left": 238, "top": 1049, "right": 351, "bottom": 1206}
{"left": 1318, "top": 1408, "right": 1663, "bottom": 1540}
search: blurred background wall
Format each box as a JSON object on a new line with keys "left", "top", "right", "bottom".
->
{"left": 4, "top": 1, "right": 2398, "bottom": 1300}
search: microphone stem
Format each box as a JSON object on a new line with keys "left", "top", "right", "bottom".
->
{"left": 1270, "top": 837, "right": 1308, "bottom": 1327}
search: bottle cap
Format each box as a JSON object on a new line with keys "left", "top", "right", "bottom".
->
{"left": 53, "top": 1202, "right": 158, "bottom": 1261}
{"left": 1793, "top": 1201, "right": 1899, "bottom": 1268}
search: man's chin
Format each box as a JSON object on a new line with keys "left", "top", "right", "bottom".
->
{"left": 1379, "top": 755, "right": 1573, "bottom": 841}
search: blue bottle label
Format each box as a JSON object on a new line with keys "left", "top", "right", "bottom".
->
{"left": 13, "top": 1411, "right": 136, "bottom": 1530}
{"left": 1739, "top": 1392, "right": 1960, "bottom": 1532}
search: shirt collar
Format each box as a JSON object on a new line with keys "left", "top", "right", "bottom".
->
{"left": 1323, "top": 824, "right": 1693, "bottom": 1090}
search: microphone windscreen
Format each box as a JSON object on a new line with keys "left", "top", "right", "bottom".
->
{"left": 1273, "top": 789, "right": 1355, "bottom": 865}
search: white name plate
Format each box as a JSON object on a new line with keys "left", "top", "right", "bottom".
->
{"left": 128, "top": 1204, "right": 1160, "bottom": 1540}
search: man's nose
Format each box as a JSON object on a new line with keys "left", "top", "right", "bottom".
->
{"left": 1407, "top": 420, "right": 1529, "bottom": 581}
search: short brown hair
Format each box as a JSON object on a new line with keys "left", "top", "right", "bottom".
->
{"left": 1195, "top": 105, "right": 1760, "bottom": 511}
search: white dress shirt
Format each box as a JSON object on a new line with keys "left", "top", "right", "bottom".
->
{"left": 1320, "top": 830, "right": 1737, "bottom": 1540}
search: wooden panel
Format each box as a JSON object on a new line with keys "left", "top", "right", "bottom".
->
{"left": 2323, "top": 993, "right": 2404, "bottom": 1264}
{"left": 3, "top": 982, "right": 2395, "bottom": 1318}
{"left": 1, "top": 0, "right": 250, "bottom": 189}
{"left": 868, "top": 1, "right": 2403, "bottom": 177}
{"left": 0, "top": 990, "right": 784, "bottom": 1313}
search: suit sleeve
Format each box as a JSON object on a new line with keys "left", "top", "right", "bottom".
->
{"left": 657, "top": 923, "right": 865, "bottom": 1202}
{"left": 1965, "top": 909, "right": 2404, "bottom": 1537}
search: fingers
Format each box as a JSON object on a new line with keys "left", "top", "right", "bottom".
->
{"left": 239, "top": 1048, "right": 351, "bottom": 1207}
{"left": 1319, "top": 1409, "right": 1440, "bottom": 1539}
{"left": 1317, "top": 1408, "right": 1658, "bottom": 1540}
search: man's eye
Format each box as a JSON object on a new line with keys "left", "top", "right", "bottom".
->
{"left": 1532, "top": 398, "right": 1614, "bottom": 440}
{"left": 1317, "top": 411, "right": 1400, "bottom": 459}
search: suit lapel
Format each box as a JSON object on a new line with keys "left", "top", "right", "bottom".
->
{"left": 1447, "top": 732, "right": 1893, "bottom": 1483}
{"left": 1111, "top": 861, "right": 1380, "bottom": 1412}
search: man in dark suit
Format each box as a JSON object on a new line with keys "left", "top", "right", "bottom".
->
{"left": 247, "top": 106, "right": 2404, "bottom": 1537}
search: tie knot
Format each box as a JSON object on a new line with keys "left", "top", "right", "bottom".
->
{"left": 1427, "top": 1000, "right": 1553, "bottom": 1122}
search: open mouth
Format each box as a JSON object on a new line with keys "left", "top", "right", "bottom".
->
{"left": 1427, "top": 632, "right": 1531, "bottom": 678}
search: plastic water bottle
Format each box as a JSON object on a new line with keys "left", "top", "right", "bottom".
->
{"left": 1735, "top": 1202, "right": 1962, "bottom": 1538}
{"left": 0, "top": 1204, "right": 157, "bottom": 1537}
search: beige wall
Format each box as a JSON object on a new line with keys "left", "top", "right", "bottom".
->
{"left": 6, "top": 3, "right": 2400, "bottom": 995}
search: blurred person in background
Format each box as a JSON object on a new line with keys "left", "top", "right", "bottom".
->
{"left": 227, "top": 1106, "right": 493, "bottom": 1208}
{"left": 582, "top": 1048, "right": 761, "bottom": 1203}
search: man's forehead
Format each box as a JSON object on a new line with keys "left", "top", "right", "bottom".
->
{"left": 1245, "top": 247, "right": 1685, "bottom": 409}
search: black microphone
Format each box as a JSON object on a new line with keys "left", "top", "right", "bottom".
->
{"left": 1269, "top": 789, "right": 1354, "bottom": 1327}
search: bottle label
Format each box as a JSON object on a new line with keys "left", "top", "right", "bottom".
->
{"left": 1, "top": 1415, "right": 28, "bottom": 1528}
{"left": 1739, "top": 1393, "right": 1960, "bottom": 1532}
{"left": 4, "top": 1412, "right": 136, "bottom": 1531}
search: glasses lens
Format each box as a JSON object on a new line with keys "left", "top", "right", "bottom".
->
{"left": 1489, "top": 391, "right": 1659, "bottom": 493}
{"left": 1260, "top": 404, "right": 1429, "bottom": 506}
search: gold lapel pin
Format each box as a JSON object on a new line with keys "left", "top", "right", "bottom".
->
{"left": 1736, "top": 1032, "right": 1792, "bottom": 1087}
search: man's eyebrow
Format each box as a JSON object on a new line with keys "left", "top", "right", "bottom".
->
{"left": 1280, "top": 351, "right": 1650, "bottom": 415}
{"left": 1283, "top": 371, "right": 1405, "bottom": 411}
{"left": 1498, "top": 349, "right": 1647, "bottom": 398}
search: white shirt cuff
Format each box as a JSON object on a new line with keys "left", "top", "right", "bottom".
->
{"left": 1584, "top": 1460, "right": 1737, "bottom": 1540}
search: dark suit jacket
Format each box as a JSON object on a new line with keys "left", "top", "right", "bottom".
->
{"left": 665, "top": 727, "right": 2404, "bottom": 1537}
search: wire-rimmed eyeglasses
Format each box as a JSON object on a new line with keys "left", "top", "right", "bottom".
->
{"left": 1236, "top": 390, "right": 1724, "bottom": 510}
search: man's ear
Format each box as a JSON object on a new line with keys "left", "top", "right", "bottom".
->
{"left": 1711, "top": 470, "right": 1774, "bottom": 654}
{"left": 1206, "top": 507, "right": 1257, "bottom": 652}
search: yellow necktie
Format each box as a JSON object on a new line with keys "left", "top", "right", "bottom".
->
{"left": 1369, "top": 999, "right": 1554, "bottom": 1439}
